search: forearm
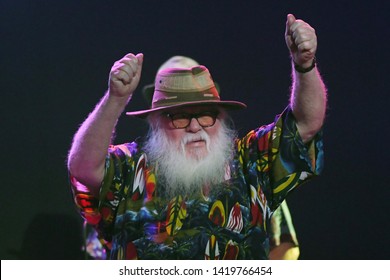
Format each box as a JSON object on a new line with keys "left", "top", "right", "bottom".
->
{"left": 67, "top": 92, "right": 129, "bottom": 194}
{"left": 68, "top": 53, "right": 143, "bottom": 196}
{"left": 290, "top": 63, "right": 327, "bottom": 143}
{"left": 284, "top": 14, "right": 327, "bottom": 143}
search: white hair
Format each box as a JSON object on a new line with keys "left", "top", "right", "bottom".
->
{"left": 143, "top": 114, "right": 236, "bottom": 198}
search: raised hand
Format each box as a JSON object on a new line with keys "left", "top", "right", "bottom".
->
{"left": 109, "top": 53, "right": 144, "bottom": 98}
{"left": 285, "top": 14, "right": 317, "bottom": 68}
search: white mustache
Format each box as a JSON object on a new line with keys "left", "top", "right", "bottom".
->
{"left": 180, "top": 131, "right": 211, "bottom": 152}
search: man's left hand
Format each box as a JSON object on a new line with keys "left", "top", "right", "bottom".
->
{"left": 285, "top": 14, "right": 317, "bottom": 68}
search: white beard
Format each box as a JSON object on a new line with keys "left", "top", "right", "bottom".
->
{"left": 143, "top": 121, "right": 236, "bottom": 198}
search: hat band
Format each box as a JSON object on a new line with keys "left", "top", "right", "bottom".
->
{"left": 152, "top": 87, "right": 220, "bottom": 108}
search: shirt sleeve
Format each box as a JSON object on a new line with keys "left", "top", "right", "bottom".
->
{"left": 69, "top": 142, "right": 139, "bottom": 242}
{"left": 237, "top": 106, "right": 324, "bottom": 210}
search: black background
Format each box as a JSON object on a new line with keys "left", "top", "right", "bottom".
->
{"left": 1, "top": 0, "right": 389, "bottom": 259}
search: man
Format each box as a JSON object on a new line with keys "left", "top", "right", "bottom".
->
{"left": 141, "top": 55, "right": 301, "bottom": 260}
{"left": 67, "top": 14, "right": 327, "bottom": 259}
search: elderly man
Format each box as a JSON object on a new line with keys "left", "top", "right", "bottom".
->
{"left": 67, "top": 14, "right": 327, "bottom": 259}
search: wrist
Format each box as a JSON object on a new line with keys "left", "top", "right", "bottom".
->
{"left": 293, "top": 57, "right": 316, "bottom": 73}
{"left": 107, "top": 89, "right": 133, "bottom": 102}
{"left": 106, "top": 91, "right": 132, "bottom": 111}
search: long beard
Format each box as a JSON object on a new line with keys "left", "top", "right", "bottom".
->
{"left": 143, "top": 121, "right": 236, "bottom": 199}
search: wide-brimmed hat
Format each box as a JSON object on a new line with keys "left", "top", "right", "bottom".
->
{"left": 126, "top": 56, "right": 246, "bottom": 118}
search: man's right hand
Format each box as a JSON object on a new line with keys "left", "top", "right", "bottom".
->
{"left": 109, "top": 53, "right": 144, "bottom": 98}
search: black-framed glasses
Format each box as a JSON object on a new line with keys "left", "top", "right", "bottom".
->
{"left": 166, "top": 111, "right": 219, "bottom": 129}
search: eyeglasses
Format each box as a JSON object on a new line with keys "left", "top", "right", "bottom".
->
{"left": 166, "top": 111, "right": 219, "bottom": 129}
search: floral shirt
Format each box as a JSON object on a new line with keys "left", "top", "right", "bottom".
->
{"left": 70, "top": 107, "right": 323, "bottom": 259}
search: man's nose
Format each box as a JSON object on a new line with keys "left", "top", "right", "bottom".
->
{"left": 186, "top": 117, "right": 202, "bottom": 132}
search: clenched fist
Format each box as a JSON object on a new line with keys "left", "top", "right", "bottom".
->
{"left": 109, "top": 53, "right": 144, "bottom": 98}
{"left": 285, "top": 14, "right": 317, "bottom": 68}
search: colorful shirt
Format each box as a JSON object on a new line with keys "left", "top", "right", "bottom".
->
{"left": 70, "top": 107, "right": 323, "bottom": 259}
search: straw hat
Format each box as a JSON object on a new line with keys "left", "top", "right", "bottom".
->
{"left": 126, "top": 56, "right": 246, "bottom": 118}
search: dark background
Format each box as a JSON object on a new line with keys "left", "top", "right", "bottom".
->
{"left": 1, "top": 0, "right": 389, "bottom": 260}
